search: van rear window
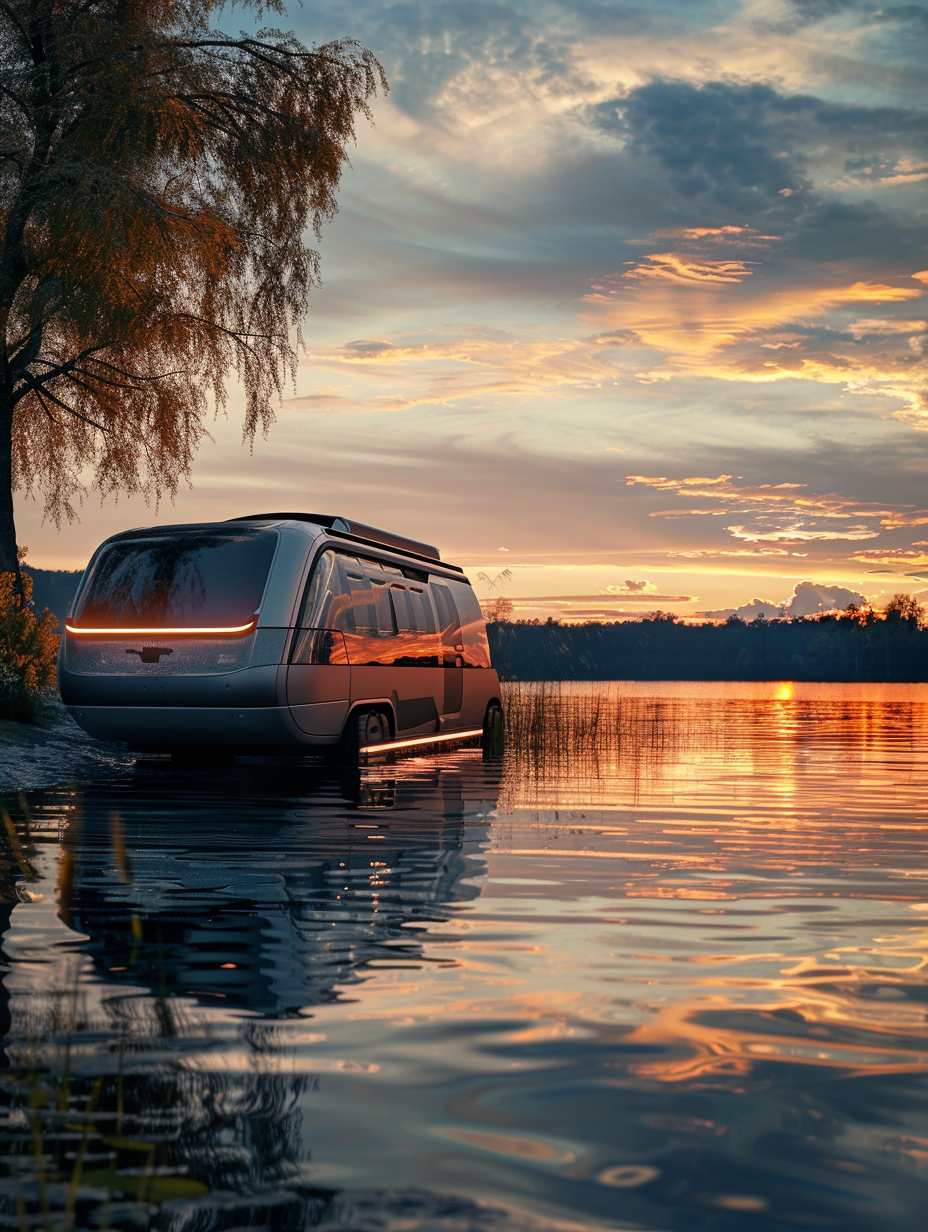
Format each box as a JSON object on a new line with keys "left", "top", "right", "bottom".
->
{"left": 72, "top": 530, "right": 278, "bottom": 629}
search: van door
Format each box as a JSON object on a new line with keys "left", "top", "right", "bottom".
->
{"left": 431, "top": 583, "right": 464, "bottom": 715}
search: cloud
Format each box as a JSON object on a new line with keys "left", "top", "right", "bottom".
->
{"left": 591, "top": 79, "right": 928, "bottom": 214}
{"left": 669, "top": 548, "right": 809, "bottom": 558}
{"left": 590, "top": 80, "right": 816, "bottom": 215}
{"left": 846, "top": 318, "right": 927, "bottom": 339}
{"left": 621, "top": 253, "right": 758, "bottom": 286}
{"left": 354, "top": 0, "right": 589, "bottom": 125}
{"left": 604, "top": 579, "right": 657, "bottom": 594}
{"left": 517, "top": 593, "right": 694, "bottom": 605}
{"left": 626, "top": 473, "right": 928, "bottom": 543}
{"left": 575, "top": 76, "right": 928, "bottom": 423}
{"left": 701, "top": 580, "right": 867, "bottom": 621}
{"left": 725, "top": 523, "right": 878, "bottom": 542}
{"left": 585, "top": 259, "right": 928, "bottom": 423}
{"left": 785, "top": 580, "right": 867, "bottom": 615}
{"left": 851, "top": 548, "right": 928, "bottom": 565}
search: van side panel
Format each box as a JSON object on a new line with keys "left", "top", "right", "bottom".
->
{"left": 289, "top": 700, "right": 350, "bottom": 738}
{"left": 63, "top": 518, "right": 500, "bottom": 751}
{"left": 349, "top": 665, "right": 444, "bottom": 735}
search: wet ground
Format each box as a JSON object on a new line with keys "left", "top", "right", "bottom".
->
{"left": 3, "top": 682, "right": 928, "bottom": 1231}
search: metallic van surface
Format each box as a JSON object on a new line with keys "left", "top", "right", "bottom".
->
{"left": 61, "top": 517, "right": 501, "bottom": 751}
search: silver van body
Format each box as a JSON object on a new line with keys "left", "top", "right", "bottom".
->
{"left": 59, "top": 514, "right": 502, "bottom": 752}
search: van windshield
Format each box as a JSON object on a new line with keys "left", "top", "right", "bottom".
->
{"left": 72, "top": 529, "right": 278, "bottom": 629}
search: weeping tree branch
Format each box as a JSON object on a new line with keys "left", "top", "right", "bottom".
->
{"left": 0, "top": 0, "right": 387, "bottom": 575}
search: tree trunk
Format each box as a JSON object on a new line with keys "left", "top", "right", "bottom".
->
{"left": 0, "top": 384, "right": 25, "bottom": 602}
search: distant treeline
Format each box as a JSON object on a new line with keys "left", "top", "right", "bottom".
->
{"left": 487, "top": 607, "right": 928, "bottom": 682}
{"left": 29, "top": 568, "right": 82, "bottom": 628}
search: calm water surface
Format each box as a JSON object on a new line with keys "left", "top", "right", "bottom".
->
{"left": 3, "top": 681, "right": 928, "bottom": 1231}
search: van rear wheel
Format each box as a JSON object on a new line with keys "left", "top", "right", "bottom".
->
{"left": 339, "top": 707, "right": 390, "bottom": 763}
{"left": 481, "top": 702, "right": 505, "bottom": 759}
{"left": 357, "top": 709, "right": 389, "bottom": 748}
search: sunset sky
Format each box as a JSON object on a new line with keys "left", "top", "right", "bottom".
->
{"left": 19, "top": 0, "right": 928, "bottom": 620}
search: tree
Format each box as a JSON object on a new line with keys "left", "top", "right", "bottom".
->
{"left": 883, "top": 593, "right": 925, "bottom": 626}
{"left": 0, "top": 556, "right": 58, "bottom": 719}
{"left": 0, "top": 0, "right": 386, "bottom": 594}
{"left": 477, "top": 569, "right": 513, "bottom": 623}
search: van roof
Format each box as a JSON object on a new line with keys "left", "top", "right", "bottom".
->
{"left": 228, "top": 512, "right": 453, "bottom": 570}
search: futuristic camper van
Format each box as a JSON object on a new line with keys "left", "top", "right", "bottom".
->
{"left": 59, "top": 513, "right": 504, "bottom": 757}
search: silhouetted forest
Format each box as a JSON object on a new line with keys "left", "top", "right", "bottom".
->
{"left": 487, "top": 608, "right": 928, "bottom": 682}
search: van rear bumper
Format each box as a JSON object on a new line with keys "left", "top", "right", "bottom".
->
{"left": 58, "top": 664, "right": 281, "bottom": 708}
{"left": 65, "top": 704, "right": 342, "bottom": 749}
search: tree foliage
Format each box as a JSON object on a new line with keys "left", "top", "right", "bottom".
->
{"left": 0, "top": 562, "right": 58, "bottom": 720}
{"left": 0, "top": 0, "right": 385, "bottom": 576}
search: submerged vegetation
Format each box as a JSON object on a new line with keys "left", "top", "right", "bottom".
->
{"left": 0, "top": 567, "right": 59, "bottom": 723}
{"left": 489, "top": 597, "right": 928, "bottom": 682}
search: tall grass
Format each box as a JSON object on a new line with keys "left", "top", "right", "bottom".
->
{"left": 499, "top": 681, "right": 717, "bottom": 804}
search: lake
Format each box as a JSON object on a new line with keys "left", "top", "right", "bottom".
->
{"left": 3, "top": 681, "right": 928, "bottom": 1231}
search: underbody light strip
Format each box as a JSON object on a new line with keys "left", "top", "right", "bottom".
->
{"left": 360, "top": 728, "right": 483, "bottom": 755}
{"left": 65, "top": 621, "right": 257, "bottom": 636}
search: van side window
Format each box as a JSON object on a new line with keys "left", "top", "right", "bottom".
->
{"left": 446, "top": 579, "right": 491, "bottom": 668}
{"left": 345, "top": 569, "right": 377, "bottom": 634}
{"left": 389, "top": 584, "right": 441, "bottom": 666}
{"left": 291, "top": 550, "right": 350, "bottom": 664}
{"left": 295, "top": 548, "right": 457, "bottom": 668}
{"left": 369, "top": 579, "right": 397, "bottom": 637}
{"left": 408, "top": 587, "right": 436, "bottom": 634}
{"left": 297, "top": 550, "right": 353, "bottom": 631}
{"left": 431, "top": 584, "right": 462, "bottom": 667}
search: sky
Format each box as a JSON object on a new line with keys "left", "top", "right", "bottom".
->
{"left": 18, "top": 0, "right": 928, "bottom": 621}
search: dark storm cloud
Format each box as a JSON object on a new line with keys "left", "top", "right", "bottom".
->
{"left": 783, "top": 0, "right": 928, "bottom": 25}
{"left": 589, "top": 80, "right": 928, "bottom": 220}
{"left": 783, "top": 0, "right": 864, "bottom": 23}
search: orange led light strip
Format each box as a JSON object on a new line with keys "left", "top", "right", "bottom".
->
{"left": 360, "top": 728, "right": 483, "bottom": 755}
{"left": 65, "top": 620, "right": 257, "bottom": 636}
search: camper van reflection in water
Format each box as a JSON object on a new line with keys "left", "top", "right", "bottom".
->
{"left": 1, "top": 761, "right": 498, "bottom": 1229}
{"left": 60, "top": 513, "right": 504, "bottom": 756}
{"left": 59, "top": 762, "right": 496, "bottom": 1015}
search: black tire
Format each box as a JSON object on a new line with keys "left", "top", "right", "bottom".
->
{"left": 338, "top": 707, "right": 390, "bottom": 764}
{"left": 481, "top": 702, "right": 505, "bottom": 759}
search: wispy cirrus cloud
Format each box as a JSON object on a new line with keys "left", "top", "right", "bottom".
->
{"left": 626, "top": 473, "right": 928, "bottom": 545}
{"left": 619, "top": 253, "right": 759, "bottom": 286}
{"left": 851, "top": 548, "right": 928, "bottom": 566}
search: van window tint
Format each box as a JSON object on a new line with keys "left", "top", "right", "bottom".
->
{"left": 370, "top": 580, "right": 397, "bottom": 636}
{"left": 297, "top": 549, "right": 445, "bottom": 666}
{"left": 431, "top": 584, "right": 462, "bottom": 667}
{"left": 74, "top": 530, "right": 278, "bottom": 629}
{"left": 389, "top": 584, "right": 441, "bottom": 665}
{"left": 298, "top": 550, "right": 338, "bottom": 628}
{"left": 390, "top": 585, "right": 416, "bottom": 634}
{"left": 409, "top": 587, "right": 436, "bottom": 634}
{"left": 447, "top": 579, "right": 491, "bottom": 668}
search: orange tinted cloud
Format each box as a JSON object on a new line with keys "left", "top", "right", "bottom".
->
{"left": 585, "top": 228, "right": 928, "bottom": 422}
{"left": 627, "top": 474, "right": 928, "bottom": 545}
{"left": 851, "top": 549, "right": 928, "bottom": 566}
